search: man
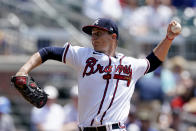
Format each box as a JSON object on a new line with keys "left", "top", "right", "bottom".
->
{"left": 31, "top": 85, "right": 65, "bottom": 131}
{"left": 0, "top": 96, "right": 16, "bottom": 131}
{"left": 15, "top": 18, "right": 180, "bottom": 131}
{"left": 63, "top": 85, "right": 79, "bottom": 131}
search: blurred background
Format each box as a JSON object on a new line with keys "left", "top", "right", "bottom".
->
{"left": 0, "top": 0, "right": 196, "bottom": 131}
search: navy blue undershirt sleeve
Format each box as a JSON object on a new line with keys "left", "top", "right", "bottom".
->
{"left": 38, "top": 47, "right": 65, "bottom": 63}
{"left": 146, "top": 52, "right": 162, "bottom": 73}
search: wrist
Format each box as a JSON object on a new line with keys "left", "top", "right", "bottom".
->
{"left": 166, "top": 34, "right": 174, "bottom": 41}
{"left": 16, "top": 69, "right": 28, "bottom": 76}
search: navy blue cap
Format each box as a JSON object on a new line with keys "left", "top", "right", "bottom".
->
{"left": 82, "top": 18, "right": 119, "bottom": 39}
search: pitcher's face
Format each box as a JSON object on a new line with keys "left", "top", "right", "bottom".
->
{"left": 91, "top": 28, "right": 113, "bottom": 53}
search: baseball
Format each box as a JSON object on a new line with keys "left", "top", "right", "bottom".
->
{"left": 171, "top": 22, "right": 181, "bottom": 34}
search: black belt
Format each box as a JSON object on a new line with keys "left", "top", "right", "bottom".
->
{"left": 79, "top": 123, "right": 121, "bottom": 131}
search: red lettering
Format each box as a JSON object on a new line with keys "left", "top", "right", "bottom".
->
{"left": 94, "top": 64, "right": 104, "bottom": 73}
{"left": 83, "top": 57, "right": 97, "bottom": 77}
{"left": 114, "top": 73, "right": 132, "bottom": 87}
{"left": 83, "top": 57, "right": 108, "bottom": 77}
{"left": 114, "top": 65, "right": 132, "bottom": 87}
{"left": 104, "top": 66, "right": 112, "bottom": 73}
{"left": 123, "top": 65, "right": 131, "bottom": 74}
{"left": 127, "top": 68, "right": 132, "bottom": 86}
{"left": 115, "top": 65, "right": 118, "bottom": 72}
{"left": 115, "top": 65, "right": 123, "bottom": 73}
{"left": 103, "top": 74, "right": 112, "bottom": 80}
{"left": 83, "top": 58, "right": 132, "bottom": 86}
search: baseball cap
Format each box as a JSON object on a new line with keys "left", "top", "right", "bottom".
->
{"left": 0, "top": 96, "right": 11, "bottom": 114}
{"left": 44, "top": 85, "right": 58, "bottom": 99}
{"left": 82, "top": 18, "right": 119, "bottom": 39}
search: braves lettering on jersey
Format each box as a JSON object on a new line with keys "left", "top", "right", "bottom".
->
{"left": 62, "top": 42, "right": 149, "bottom": 127}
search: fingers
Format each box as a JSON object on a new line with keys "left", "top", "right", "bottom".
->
{"left": 168, "top": 20, "right": 181, "bottom": 35}
{"left": 170, "top": 20, "right": 177, "bottom": 26}
{"left": 165, "top": 20, "right": 181, "bottom": 40}
{"left": 168, "top": 20, "right": 176, "bottom": 31}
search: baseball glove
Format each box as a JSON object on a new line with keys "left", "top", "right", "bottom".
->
{"left": 11, "top": 76, "right": 48, "bottom": 108}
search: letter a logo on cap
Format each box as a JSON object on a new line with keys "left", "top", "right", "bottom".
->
{"left": 94, "top": 19, "right": 100, "bottom": 25}
{"left": 110, "top": 27, "right": 113, "bottom": 31}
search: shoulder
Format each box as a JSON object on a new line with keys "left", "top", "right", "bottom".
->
{"left": 76, "top": 46, "right": 93, "bottom": 52}
{"left": 121, "top": 55, "right": 148, "bottom": 69}
{"left": 64, "top": 42, "right": 91, "bottom": 50}
{"left": 120, "top": 54, "right": 140, "bottom": 62}
{"left": 67, "top": 43, "right": 93, "bottom": 54}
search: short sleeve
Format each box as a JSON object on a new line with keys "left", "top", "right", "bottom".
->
{"left": 132, "top": 58, "right": 150, "bottom": 81}
{"left": 62, "top": 42, "right": 89, "bottom": 69}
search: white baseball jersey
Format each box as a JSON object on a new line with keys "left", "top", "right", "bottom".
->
{"left": 62, "top": 42, "right": 150, "bottom": 127}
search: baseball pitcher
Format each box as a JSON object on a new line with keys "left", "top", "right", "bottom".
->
{"left": 12, "top": 18, "right": 181, "bottom": 131}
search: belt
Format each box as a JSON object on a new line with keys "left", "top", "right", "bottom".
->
{"left": 79, "top": 123, "right": 123, "bottom": 131}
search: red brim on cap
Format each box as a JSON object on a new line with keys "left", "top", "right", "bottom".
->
{"left": 82, "top": 25, "right": 110, "bottom": 35}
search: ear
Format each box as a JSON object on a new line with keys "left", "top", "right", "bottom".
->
{"left": 112, "top": 33, "right": 117, "bottom": 40}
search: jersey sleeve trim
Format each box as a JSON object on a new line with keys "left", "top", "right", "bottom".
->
{"left": 62, "top": 43, "right": 70, "bottom": 63}
{"left": 146, "top": 52, "right": 162, "bottom": 73}
{"left": 144, "top": 58, "right": 150, "bottom": 74}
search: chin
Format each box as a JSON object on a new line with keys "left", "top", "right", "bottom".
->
{"left": 92, "top": 44, "right": 99, "bottom": 50}
{"left": 94, "top": 48, "right": 100, "bottom": 52}
{"left": 93, "top": 47, "right": 100, "bottom": 51}
{"left": 94, "top": 49, "right": 104, "bottom": 53}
